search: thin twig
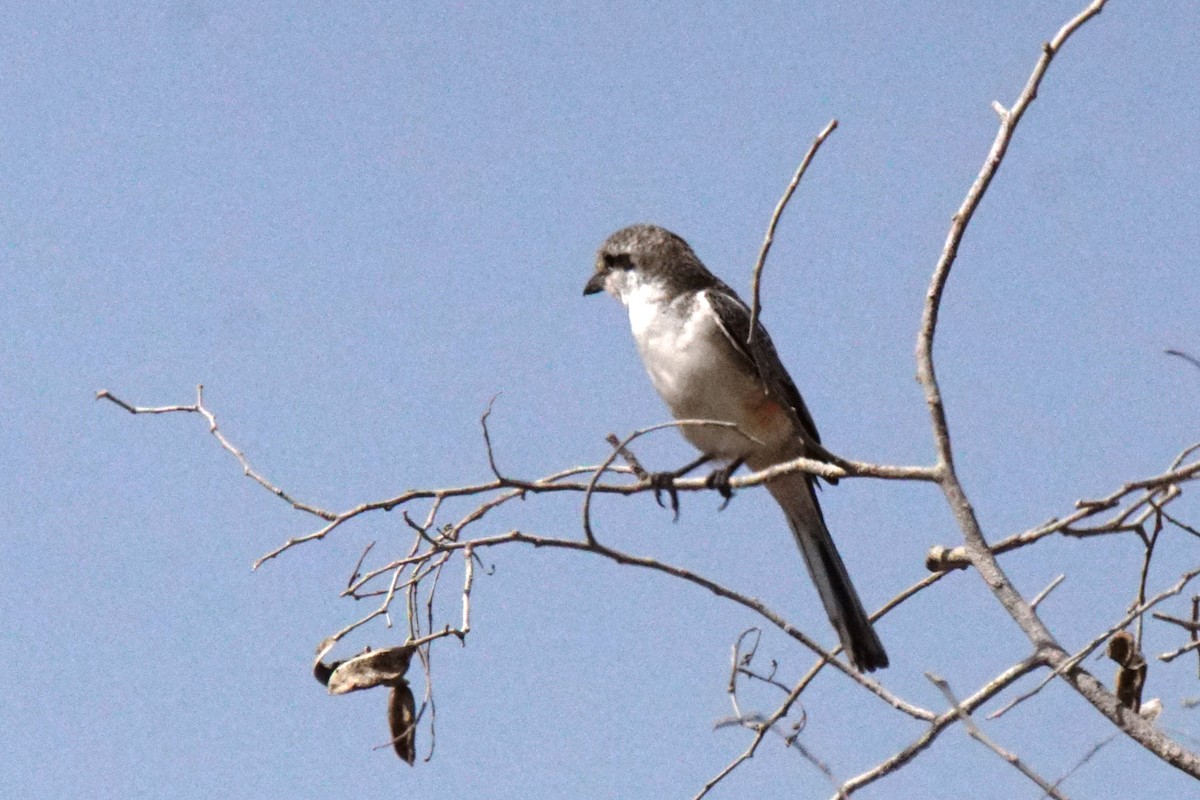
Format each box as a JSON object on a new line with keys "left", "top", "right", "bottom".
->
{"left": 96, "top": 386, "right": 337, "bottom": 520}
{"left": 347, "top": 540, "right": 376, "bottom": 590}
{"left": 694, "top": 676, "right": 816, "bottom": 800}
{"left": 582, "top": 419, "right": 754, "bottom": 544}
{"left": 927, "top": 672, "right": 1069, "bottom": 799}
{"left": 1166, "top": 349, "right": 1200, "bottom": 371}
{"left": 726, "top": 628, "right": 763, "bottom": 721}
{"left": 605, "top": 433, "right": 651, "bottom": 481}
{"left": 1044, "top": 734, "right": 1118, "bottom": 798}
{"left": 695, "top": 569, "right": 952, "bottom": 797}
{"left": 835, "top": 658, "right": 1042, "bottom": 797}
{"left": 479, "top": 394, "right": 509, "bottom": 481}
{"left": 1134, "top": 512, "right": 1161, "bottom": 648}
{"left": 747, "top": 118, "right": 838, "bottom": 344}
{"left": 989, "top": 566, "right": 1200, "bottom": 720}
{"left": 1031, "top": 574, "right": 1066, "bottom": 611}
{"left": 1160, "top": 639, "right": 1200, "bottom": 664}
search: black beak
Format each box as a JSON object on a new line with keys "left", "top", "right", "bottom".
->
{"left": 583, "top": 271, "right": 606, "bottom": 296}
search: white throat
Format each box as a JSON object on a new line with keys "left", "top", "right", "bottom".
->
{"left": 603, "top": 270, "right": 674, "bottom": 340}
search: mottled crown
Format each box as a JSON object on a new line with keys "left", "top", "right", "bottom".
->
{"left": 595, "top": 224, "right": 718, "bottom": 293}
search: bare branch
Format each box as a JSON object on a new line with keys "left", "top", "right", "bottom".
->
{"left": 909, "top": 0, "right": 1200, "bottom": 775}
{"left": 100, "top": 385, "right": 937, "bottom": 569}
{"left": 836, "top": 658, "right": 1041, "bottom": 797}
{"left": 989, "top": 566, "right": 1200, "bottom": 721}
{"left": 1166, "top": 348, "right": 1200, "bottom": 371}
{"left": 1030, "top": 574, "right": 1066, "bottom": 611}
{"left": 916, "top": 0, "right": 1111, "bottom": 466}
{"left": 726, "top": 628, "right": 765, "bottom": 720}
{"left": 696, "top": 567, "right": 958, "bottom": 796}
{"left": 927, "top": 452, "right": 1197, "bottom": 572}
{"left": 1152, "top": 611, "right": 1200, "bottom": 633}
{"left": 1159, "top": 639, "right": 1200, "bottom": 664}
{"left": 418, "top": 527, "right": 935, "bottom": 720}
{"left": 1046, "top": 734, "right": 1119, "bottom": 797}
{"left": 97, "top": 386, "right": 337, "bottom": 521}
{"left": 927, "top": 672, "right": 1069, "bottom": 799}
{"left": 1134, "top": 511, "right": 1162, "bottom": 647}
{"left": 605, "top": 433, "right": 651, "bottom": 481}
{"left": 747, "top": 118, "right": 838, "bottom": 344}
{"left": 347, "top": 540, "right": 375, "bottom": 590}
{"left": 479, "top": 394, "right": 505, "bottom": 480}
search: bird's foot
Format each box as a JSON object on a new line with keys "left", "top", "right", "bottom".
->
{"left": 649, "top": 472, "right": 682, "bottom": 521}
{"left": 646, "top": 454, "right": 714, "bottom": 521}
{"left": 705, "top": 458, "right": 745, "bottom": 511}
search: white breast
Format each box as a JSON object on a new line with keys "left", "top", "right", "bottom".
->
{"left": 622, "top": 283, "right": 789, "bottom": 459}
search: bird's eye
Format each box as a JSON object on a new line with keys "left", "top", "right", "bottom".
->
{"left": 604, "top": 252, "right": 634, "bottom": 270}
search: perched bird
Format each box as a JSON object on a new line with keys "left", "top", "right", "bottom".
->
{"left": 584, "top": 224, "right": 887, "bottom": 671}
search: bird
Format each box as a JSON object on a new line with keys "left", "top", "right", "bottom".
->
{"left": 583, "top": 223, "right": 888, "bottom": 671}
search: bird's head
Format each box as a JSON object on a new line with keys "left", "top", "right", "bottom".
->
{"left": 584, "top": 224, "right": 713, "bottom": 301}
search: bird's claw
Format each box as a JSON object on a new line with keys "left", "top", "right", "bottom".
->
{"left": 706, "top": 467, "right": 737, "bottom": 511}
{"left": 649, "top": 472, "right": 681, "bottom": 521}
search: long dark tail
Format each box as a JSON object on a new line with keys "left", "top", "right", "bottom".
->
{"left": 763, "top": 471, "right": 888, "bottom": 671}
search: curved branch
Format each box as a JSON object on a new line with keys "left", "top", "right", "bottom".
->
{"left": 421, "top": 528, "right": 935, "bottom": 722}
{"left": 836, "top": 658, "right": 1042, "bottom": 797}
{"left": 912, "top": 0, "right": 1200, "bottom": 777}
{"left": 747, "top": 118, "right": 838, "bottom": 343}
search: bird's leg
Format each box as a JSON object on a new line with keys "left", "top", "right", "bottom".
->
{"left": 649, "top": 454, "right": 713, "bottom": 521}
{"left": 705, "top": 457, "right": 746, "bottom": 511}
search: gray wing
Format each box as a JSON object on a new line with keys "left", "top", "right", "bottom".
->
{"left": 704, "top": 285, "right": 825, "bottom": 451}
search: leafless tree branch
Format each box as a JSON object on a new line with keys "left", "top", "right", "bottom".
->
{"left": 747, "top": 118, "right": 838, "bottom": 344}
{"left": 1031, "top": 574, "right": 1067, "bottom": 611}
{"left": 835, "top": 658, "right": 1042, "bottom": 797}
{"left": 926, "top": 449, "right": 1198, "bottom": 572}
{"left": 909, "top": 0, "right": 1200, "bottom": 777}
{"left": 96, "top": 385, "right": 337, "bottom": 520}
{"left": 1166, "top": 349, "right": 1200, "bottom": 371}
{"left": 988, "top": 566, "right": 1200, "bottom": 721}
{"left": 96, "top": 0, "right": 1200, "bottom": 792}
{"left": 927, "top": 672, "right": 1069, "bottom": 799}
{"left": 1161, "top": 640, "right": 1200, "bottom": 664}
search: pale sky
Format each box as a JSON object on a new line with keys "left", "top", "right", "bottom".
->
{"left": 3, "top": 2, "right": 1199, "bottom": 798}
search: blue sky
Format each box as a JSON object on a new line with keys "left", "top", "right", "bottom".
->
{"left": 3, "top": 2, "right": 1199, "bottom": 798}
